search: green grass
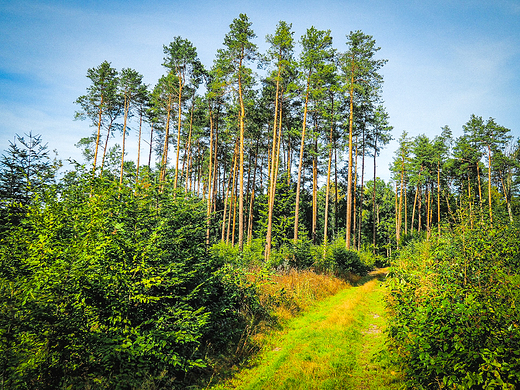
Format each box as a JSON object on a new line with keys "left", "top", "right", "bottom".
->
{"left": 206, "top": 271, "right": 402, "bottom": 390}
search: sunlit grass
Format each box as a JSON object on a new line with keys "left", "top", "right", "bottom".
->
{"left": 207, "top": 271, "right": 402, "bottom": 390}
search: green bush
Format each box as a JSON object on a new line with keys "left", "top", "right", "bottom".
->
{"left": 0, "top": 179, "right": 261, "bottom": 389}
{"left": 388, "top": 220, "right": 520, "bottom": 389}
{"left": 330, "top": 245, "right": 370, "bottom": 276}
{"left": 288, "top": 238, "right": 314, "bottom": 269}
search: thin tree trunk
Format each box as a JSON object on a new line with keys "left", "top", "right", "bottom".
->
{"left": 323, "top": 95, "right": 334, "bottom": 255}
{"left": 346, "top": 71, "right": 355, "bottom": 249}
{"left": 265, "top": 50, "right": 283, "bottom": 259}
{"left": 352, "top": 137, "right": 358, "bottom": 249}
{"left": 487, "top": 145, "right": 493, "bottom": 223}
{"left": 418, "top": 186, "right": 422, "bottom": 233}
{"left": 148, "top": 122, "right": 154, "bottom": 170}
{"left": 183, "top": 101, "right": 195, "bottom": 193}
{"left": 426, "top": 185, "right": 431, "bottom": 240}
{"left": 173, "top": 74, "right": 184, "bottom": 190}
{"left": 358, "top": 128, "right": 365, "bottom": 251}
{"left": 119, "top": 93, "right": 129, "bottom": 186}
{"left": 437, "top": 161, "right": 441, "bottom": 234}
{"left": 237, "top": 51, "right": 247, "bottom": 251}
{"left": 212, "top": 108, "right": 220, "bottom": 214}
{"left": 160, "top": 94, "right": 173, "bottom": 185}
{"left": 395, "top": 180, "right": 399, "bottom": 248}
{"left": 334, "top": 139, "right": 339, "bottom": 240}
{"left": 397, "top": 159, "right": 404, "bottom": 241}
{"left": 411, "top": 167, "right": 422, "bottom": 233}
{"left": 500, "top": 175, "right": 513, "bottom": 223}
{"left": 100, "top": 121, "right": 114, "bottom": 175}
{"left": 247, "top": 141, "right": 259, "bottom": 244}
{"left": 312, "top": 118, "right": 318, "bottom": 245}
{"left": 206, "top": 104, "right": 215, "bottom": 245}
{"left": 93, "top": 95, "right": 104, "bottom": 173}
{"left": 136, "top": 105, "right": 143, "bottom": 184}
{"left": 294, "top": 72, "right": 311, "bottom": 243}
{"left": 372, "top": 140, "right": 377, "bottom": 253}
{"left": 476, "top": 162, "right": 483, "bottom": 214}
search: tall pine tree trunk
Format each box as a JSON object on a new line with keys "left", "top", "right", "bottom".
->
{"left": 265, "top": 51, "right": 283, "bottom": 260}
{"left": 323, "top": 96, "right": 334, "bottom": 255}
{"left": 346, "top": 74, "right": 355, "bottom": 249}
{"left": 293, "top": 72, "right": 311, "bottom": 243}
{"left": 173, "top": 76, "right": 184, "bottom": 190}
{"left": 119, "top": 94, "right": 129, "bottom": 186}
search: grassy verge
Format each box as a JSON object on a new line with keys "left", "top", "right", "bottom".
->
{"left": 206, "top": 270, "right": 402, "bottom": 389}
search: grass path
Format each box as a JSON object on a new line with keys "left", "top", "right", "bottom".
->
{"left": 208, "top": 270, "right": 402, "bottom": 390}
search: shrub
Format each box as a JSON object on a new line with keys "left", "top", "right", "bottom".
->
{"left": 388, "top": 221, "right": 520, "bottom": 389}
{"left": 330, "top": 245, "right": 370, "bottom": 276}
{"left": 287, "top": 238, "right": 314, "bottom": 269}
{"left": 0, "top": 180, "right": 260, "bottom": 389}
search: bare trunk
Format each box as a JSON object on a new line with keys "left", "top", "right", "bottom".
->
{"left": 346, "top": 73, "right": 355, "bottom": 249}
{"left": 312, "top": 119, "right": 318, "bottom": 245}
{"left": 372, "top": 140, "right": 377, "bottom": 252}
{"left": 487, "top": 145, "right": 493, "bottom": 223}
{"left": 160, "top": 94, "right": 173, "bottom": 185}
{"left": 148, "top": 122, "right": 154, "bottom": 170}
{"left": 206, "top": 104, "right": 215, "bottom": 245}
{"left": 238, "top": 54, "right": 245, "bottom": 251}
{"left": 119, "top": 93, "right": 129, "bottom": 186}
{"left": 293, "top": 72, "right": 311, "bottom": 243}
{"left": 323, "top": 95, "right": 334, "bottom": 255}
{"left": 437, "top": 161, "right": 441, "bottom": 234}
{"left": 265, "top": 51, "right": 282, "bottom": 260}
{"left": 93, "top": 95, "right": 104, "bottom": 173}
{"left": 357, "top": 128, "right": 365, "bottom": 251}
{"left": 136, "top": 105, "right": 143, "bottom": 184}
{"left": 174, "top": 73, "right": 184, "bottom": 190}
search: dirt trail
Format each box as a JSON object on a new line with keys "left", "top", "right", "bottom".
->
{"left": 210, "top": 269, "right": 402, "bottom": 390}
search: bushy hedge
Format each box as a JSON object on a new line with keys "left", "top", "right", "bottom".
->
{"left": 388, "top": 220, "right": 520, "bottom": 389}
{"left": 0, "top": 180, "right": 261, "bottom": 389}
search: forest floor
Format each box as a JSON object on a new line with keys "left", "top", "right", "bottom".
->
{"left": 205, "top": 269, "right": 403, "bottom": 390}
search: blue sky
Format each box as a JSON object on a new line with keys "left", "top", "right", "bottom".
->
{"left": 1, "top": 0, "right": 519, "bottom": 180}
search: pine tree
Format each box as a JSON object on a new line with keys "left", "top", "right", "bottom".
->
{"left": 340, "top": 31, "right": 386, "bottom": 249}
{"left": 218, "top": 13, "right": 258, "bottom": 251}
{"left": 75, "top": 61, "right": 120, "bottom": 173}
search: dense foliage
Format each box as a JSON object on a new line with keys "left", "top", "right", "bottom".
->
{"left": 388, "top": 214, "right": 520, "bottom": 389}
{"left": 0, "top": 178, "right": 262, "bottom": 389}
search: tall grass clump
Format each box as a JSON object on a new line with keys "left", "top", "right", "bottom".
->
{"left": 388, "top": 214, "right": 520, "bottom": 389}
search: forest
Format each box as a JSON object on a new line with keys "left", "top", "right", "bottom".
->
{"left": 1, "top": 13, "right": 520, "bottom": 390}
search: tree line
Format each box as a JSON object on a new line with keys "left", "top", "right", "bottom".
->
{"left": 72, "top": 14, "right": 392, "bottom": 256}
{"left": 3, "top": 14, "right": 519, "bottom": 258}
{"left": 390, "top": 116, "right": 519, "bottom": 249}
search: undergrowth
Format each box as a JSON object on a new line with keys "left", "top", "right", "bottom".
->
{"left": 387, "top": 214, "right": 520, "bottom": 389}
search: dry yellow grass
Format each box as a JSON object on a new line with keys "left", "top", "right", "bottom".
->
{"left": 248, "top": 268, "right": 350, "bottom": 322}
